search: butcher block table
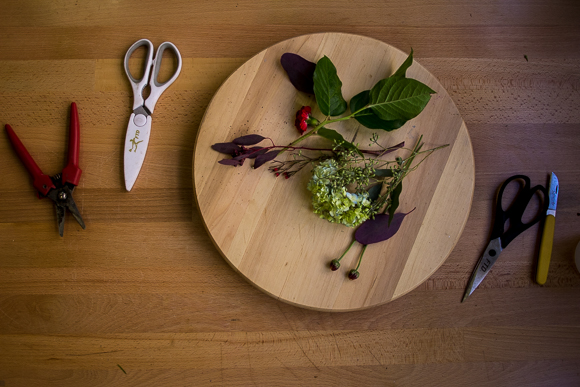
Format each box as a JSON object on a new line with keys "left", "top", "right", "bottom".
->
{"left": 1, "top": 1, "right": 579, "bottom": 386}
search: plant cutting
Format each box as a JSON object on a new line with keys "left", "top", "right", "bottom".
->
{"left": 211, "top": 49, "right": 448, "bottom": 279}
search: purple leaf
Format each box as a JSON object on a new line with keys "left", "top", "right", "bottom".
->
{"left": 233, "top": 134, "right": 266, "bottom": 146}
{"left": 385, "top": 141, "right": 405, "bottom": 154}
{"left": 281, "top": 53, "right": 316, "bottom": 94}
{"left": 218, "top": 159, "right": 243, "bottom": 166}
{"left": 232, "top": 147, "right": 267, "bottom": 162}
{"left": 232, "top": 153, "right": 252, "bottom": 161}
{"left": 354, "top": 209, "right": 415, "bottom": 245}
{"left": 245, "top": 147, "right": 268, "bottom": 159}
{"left": 212, "top": 142, "right": 241, "bottom": 155}
{"left": 253, "top": 150, "right": 279, "bottom": 169}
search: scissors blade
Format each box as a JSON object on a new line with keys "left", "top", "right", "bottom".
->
{"left": 55, "top": 202, "right": 66, "bottom": 237}
{"left": 462, "top": 237, "right": 503, "bottom": 302}
{"left": 63, "top": 188, "right": 86, "bottom": 230}
{"left": 124, "top": 113, "right": 152, "bottom": 191}
{"left": 47, "top": 185, "right": 85, "bottom": 236}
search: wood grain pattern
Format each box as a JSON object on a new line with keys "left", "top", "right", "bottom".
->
{"left": 1, "top": 0, "right": 580, "bottom": 386}
{"left": 194, "top": 33, "right": 475, "bottom": 311}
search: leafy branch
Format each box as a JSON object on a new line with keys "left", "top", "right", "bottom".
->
{"left": 211, "top": 49, "right": 447, "bottom": 281}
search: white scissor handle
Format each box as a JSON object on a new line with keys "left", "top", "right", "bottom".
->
{"left": 124, "top": 39, "right": 182, "bottom": 114}
{"left": 124, "top": 39, "right": 154, "bottom": 111}
{"left": 144, "top": 42, "right": 182, "bottom": 115}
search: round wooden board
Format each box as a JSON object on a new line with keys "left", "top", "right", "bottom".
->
{"left": 193, "top": 33, "right": 474, "bottom": 311}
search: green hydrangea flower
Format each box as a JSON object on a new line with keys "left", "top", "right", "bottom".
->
{"left": 307, "top": 159, "right": 373, "bottom": 227}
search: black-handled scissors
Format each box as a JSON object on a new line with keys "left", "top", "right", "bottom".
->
{"left": 462, "top": 175, "right": 548, "bottom": 302}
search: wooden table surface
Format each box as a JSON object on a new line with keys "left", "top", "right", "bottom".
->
{"left": 1, "top": 1, "right": 579, "bottom": 386}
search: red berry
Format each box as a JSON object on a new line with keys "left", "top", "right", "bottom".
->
{"left": 294, "top": 106, "right": 312, "bottom": 135}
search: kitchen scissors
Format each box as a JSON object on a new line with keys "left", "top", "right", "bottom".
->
{"left": 462, "top": 175, "right": 548, "bottom": 302}
{"left": 123, "top": 39, "right": 182, "bottom": 191}
{"left": 5, "top": 102, "right": 85, "bottom": 236}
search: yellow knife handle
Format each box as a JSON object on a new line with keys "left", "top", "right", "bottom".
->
{"left": 536, "top": 214, "right": 555, "bottom": 285}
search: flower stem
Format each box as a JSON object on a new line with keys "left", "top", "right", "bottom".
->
{"left": 330, "top": 239, "right": 356, "bottom": 271}
{"left": 244, "top": 143, "right": 398, "bottom": 160}
{"left": 337, "top": 239, "right": 356, "bottom": 262}
{"left": 280, "top": 113, "right": 357, "bottom": 154}
{"left": 371, "top": 136, "right": 449, "bottom": 213}
{"left": 348, "top": 244, "right": 367, "bottom": 280}
{"left": 355, "top": 245, "right": 367, "bottom": 270}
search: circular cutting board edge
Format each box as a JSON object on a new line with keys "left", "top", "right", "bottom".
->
{"left": 193, "top": 32, "right": 475, "bottom": 311}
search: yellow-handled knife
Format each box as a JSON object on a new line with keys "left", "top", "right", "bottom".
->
{"left": 536, "top": 172, "right": 559, "bottom": 285}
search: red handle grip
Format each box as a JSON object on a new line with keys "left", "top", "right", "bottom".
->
{"left": 5, "top": 124, "right": 55, "bottom": 196}
{"left": 61, "top": 102, "right": 82, "bottom": 186}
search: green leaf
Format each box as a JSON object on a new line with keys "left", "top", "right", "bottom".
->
{"left": 392, "top": 49, "right": 414, "bottom": 78}
{"left": 367, "top": 183, "right": 383, "bottom": 202}
{"left": 388, "top": 182, "right": 403, "bottom": 226}
{"left": 350, "top": 90, "right": 407, "bottom": 131}
{"left": 317, "top": 127, "right": 362, "bottom": 156}
{"left": 369, "top": 78, "right": 435, "bottom": 121}
{"left": 313, "top": 56, "right": 347, "bottom": 116}
{"left": 350, "top": 89, "right": 369, "bottom": 113}
{"left": 373, "top": 168, "right": 393, "bottom": 178}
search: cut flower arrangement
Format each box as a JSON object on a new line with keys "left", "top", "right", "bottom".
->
{"left": 211, "top": 49, "right": 447, "bottom": 280}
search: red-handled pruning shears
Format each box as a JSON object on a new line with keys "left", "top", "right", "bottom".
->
{"left": 5, "top": 102, "right": 85, "bottom": 236}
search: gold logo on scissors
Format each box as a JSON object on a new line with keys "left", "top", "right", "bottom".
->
{"left": 129, "top": 130, "right": 143, "bottom": 152}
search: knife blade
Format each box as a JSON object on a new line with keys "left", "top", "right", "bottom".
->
{"left": 536, "top": 172, "right": 559, "bottom": 285}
